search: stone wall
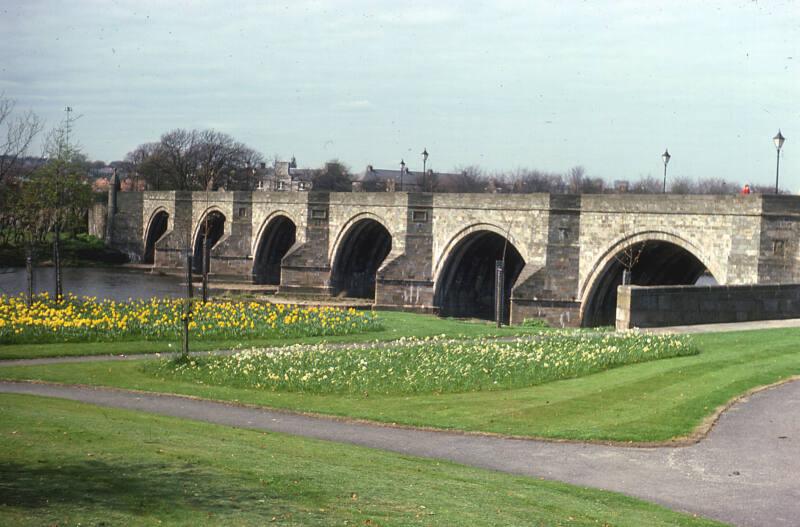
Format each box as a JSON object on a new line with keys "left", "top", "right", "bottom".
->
{"left": 88, "top": 198, "right": 107, "bottom": 240}
{"left": 616, "top": 283, "right": 800, "bottom": 329}
{"left": 109, "top": 192, "right": 143, "bottom": 261}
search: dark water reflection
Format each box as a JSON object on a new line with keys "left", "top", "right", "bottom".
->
{"left": 0, "top": 267, "right": 188, "bottom": 301}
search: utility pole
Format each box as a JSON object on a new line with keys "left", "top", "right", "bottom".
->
{"left": 53, "top": 106, "right": 73, "bottom": 302}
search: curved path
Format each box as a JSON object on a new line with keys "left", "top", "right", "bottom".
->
{"left": 1, "top": 379, "right": 798, "bottom": 527}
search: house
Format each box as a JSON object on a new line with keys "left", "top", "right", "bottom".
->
{"left": 352, "top": 165, "right": 472, "bottom": 193}
{"left": 255, "top": 157, "right": 314, "bottom": 192}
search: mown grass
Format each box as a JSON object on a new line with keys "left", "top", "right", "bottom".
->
{"left": 1, "top": 328, "right": 797, "bottom": 442}
{"left": 0, "top": 311, "right": 560, "bottom": 360}
{"left": 0, "top": 394, "right": 725, "bottom": 526}
{"left": 144, "top": 333, "right": 695, "bottom": 395}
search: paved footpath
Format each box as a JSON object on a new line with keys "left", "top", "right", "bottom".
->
{"left": 1, "top": 379, "right": 798, "bottom": 527}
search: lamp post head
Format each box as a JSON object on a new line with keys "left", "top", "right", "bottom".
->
{"left": 662, "top": 148, "right": 671, "bottom": 166}
{"left": 774, "top": 130, "right": 786, "bottom": 151}
{"left": 421, "top": 148, "right": 429, "bottom": 163}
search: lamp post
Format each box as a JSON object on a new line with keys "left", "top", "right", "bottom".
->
{"left": 421, "top": 148, "right": 429, "bottom": 174}
{"left": 773, "top": 130, "right": 786, "bottom": 194}
{"left": 399, "top": 159, "right": 405, "bottom": 191}
{"left": 661, "top": 148, "right": 671, "bottom": 193}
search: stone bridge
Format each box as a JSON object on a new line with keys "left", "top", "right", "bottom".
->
{"left": 97, "top": 191, "right": 800, "bottom": 326}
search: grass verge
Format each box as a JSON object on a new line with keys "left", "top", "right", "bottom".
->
{"left": 0, "top": 311, "right": 559, "bottom": 360}
{"left": 0, "top": 393, "right": 725, "bottom": 526}
{"left": 1, "top": 328, "right": 797, "bottom": 442}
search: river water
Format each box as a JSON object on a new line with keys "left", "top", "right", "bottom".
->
{"left": 0, "top": 267, "right": 188, "bottom": 301}
{"left": 0, "top": 266, "right": 720, "bottom": 302}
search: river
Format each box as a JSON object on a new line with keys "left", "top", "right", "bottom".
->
{"left": 0, "top": 267, "right": 189, "bottom": 301}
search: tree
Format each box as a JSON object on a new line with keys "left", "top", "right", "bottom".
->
{"left": 669, "top": 176, "right": 693, "bottom": 194}
{"left": 17, "top": 116, "right": 92, "bottom": 299}
{"left": 0, "top": 93, "right": 43, "bottom": 184}
{"left": 629, "top": 176, "right": 662, "bottom": 194}
{"left": 125, "top": 129, "right": 264, "bottom": 191}
{"left": 311, "top": 160, "right": 352, "bottom": 191}
{"left": 444, "top": 165, "right": 486, "bottom": 193}
{"left": 503, "top": 168, "right": 565, "bottom": 194}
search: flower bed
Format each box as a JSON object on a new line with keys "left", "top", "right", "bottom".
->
{"left": 146, "top": 333, "right": 697, "bottom": 395}
{"left": 0, "top": 293, "right": 381, "bottom": 344}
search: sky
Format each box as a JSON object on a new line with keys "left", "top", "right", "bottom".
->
{"left": 1, "top": 0, "right": 798, "bottom": 190}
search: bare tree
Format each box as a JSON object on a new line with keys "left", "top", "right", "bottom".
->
{"left": 629, "top": 176, "right": 662, "bottom": 194}
{"left": 669, "top": 176, "right": 693, "bottom": 194}
{"left": 125, "top": 129, "right": 263, "bottom": 191}
{"left": 613, "top": 221, "right": 645, "bottom": 285}
{"left": 566, "top": 166, "right": 586, "bottom": 194}
{"left": 443, "top": 165, "right": 486, "bottom": 193}
{"left": 0, "top": 94, "right": 43, "bottom": 183}
{"left": 501, "top": 168, "right": 565, "bottom": 193}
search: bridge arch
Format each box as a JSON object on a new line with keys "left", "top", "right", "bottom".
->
{"left": 330, "top": 214, "right": 392, "bottom": 299}
{"left": 252, "top": 212, "right": 297, "bottom": 285}
{"left": 192, "top": 207, "right": 227, "bottom": 273}
{"left": 143, "top": 208, "right": 170, "bottom": 264}
{"left": 580, "top": 231, "right": 718, "bottom": 327}
{"left": 434, "top": 225, "right": 525, "bottom": 322}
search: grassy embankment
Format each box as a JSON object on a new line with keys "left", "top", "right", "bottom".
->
{"left": 2, "top": 326, "right": 798, "bottom": 442}
{"left": 0, "top": 394, "right": 726, "bottom": 527}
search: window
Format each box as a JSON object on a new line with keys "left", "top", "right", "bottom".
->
{"left": 238, "top": 207, "right": 247, "bottom": 218}
{"left": 773, "top": 239, "right": 786, "bottom": 257}
{"left": 311, "top": 208, "right": 328, "bottom": 220}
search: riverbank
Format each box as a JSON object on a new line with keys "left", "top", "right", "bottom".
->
{"left": 0, "top": 233, "right": 128, "bottom": 267}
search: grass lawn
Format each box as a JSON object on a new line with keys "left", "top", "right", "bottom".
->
{"left": 0, "top": 311, "right": 553, "bottom": 360}
{"left": 0, "top": 394, "right": 725, "bottom": 526}
{"left": 1, "top": 328, "right": 797, "bottom": 442}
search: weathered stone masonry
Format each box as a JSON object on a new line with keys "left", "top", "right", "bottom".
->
{"left": 101, "top": 191, "right": 800, "bottom": 326}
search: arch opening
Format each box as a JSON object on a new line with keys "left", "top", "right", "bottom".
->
{"left": 434, "top": 231, "right": 525, "bottom": 322}
{"left": 193, "top": 211, "right": 226, "bottom": 273}
{"left": 143, "top": 211, "right": 169, "bottom": 264}
{"left": 330, "top": 219, "right": 392, "bottom": 299}
{"left": 582, "top": 240, "right": 717, "bottom": 327}
{"left": 253, "top": 216, "right": 296, "bottom": 285}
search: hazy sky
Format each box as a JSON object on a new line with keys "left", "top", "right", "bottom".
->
{"left": 2, "top": 0, "right": 798, "bottom": 189}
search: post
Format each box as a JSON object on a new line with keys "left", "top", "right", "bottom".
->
{"left": 775, "top": 148, "right": 781, "bottom": 194}
{"left": 495, "top": 260, "right": 505, "bottom": 327}
{"left": 662, "top": 163, "right": 667, "bottom": 193}
{"left": 202, "top": 236, "right": 209, "bottom": 303}
{"left": 25, "top": 247, "right": 33, "bottom": 307}
{"left": 182, "top": 251, "right": 193, "bottom": 357}
{"left": 53, "top": 221, "right": 62, "bottom": 302}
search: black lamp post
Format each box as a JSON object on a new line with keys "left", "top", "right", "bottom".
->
{"left": 399, "top": 159, "right": 405, "bottom": 191}
{"left": 422, "top": 148, "right": 429, "bottom": 174}
{"left": 773, "top": 130, "right": 786, "bottom": 194}
{"left": 661, "top": 148, "right": 671, "bottom": 193}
